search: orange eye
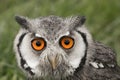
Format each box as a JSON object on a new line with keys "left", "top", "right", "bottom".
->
{"left": 31, "top": 38, "right": 46, "bottom": 51}
{"left": 60, "top": 36, "right": 74, "bottom": 49}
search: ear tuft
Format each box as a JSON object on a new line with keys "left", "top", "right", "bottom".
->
{"left": 80, "top": 16, "right": 86, "bottom": 25}
{"left": 72, "top": 16, "right": 86, "bottom": 28}
{"left": 15, "top": 15, "right": 28, "bottom": 29}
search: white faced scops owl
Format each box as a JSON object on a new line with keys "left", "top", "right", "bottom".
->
{"left": 14, "top": 15, "right": 120, "bottom": 80}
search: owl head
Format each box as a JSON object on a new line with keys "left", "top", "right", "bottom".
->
{"left": 14, "top": 15, "right": 93, "bottom": 79}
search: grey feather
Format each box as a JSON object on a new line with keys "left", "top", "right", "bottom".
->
{"left": 14, "top": 15, "right": 120, "bottom": 80}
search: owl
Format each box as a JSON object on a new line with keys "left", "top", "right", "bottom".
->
{"left": 14, "top": 15, "right": 120, "bottom": 80}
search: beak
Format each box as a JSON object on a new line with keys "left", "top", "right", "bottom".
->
{"left": 47, "top": 54, "right": 59, "bottom": 70}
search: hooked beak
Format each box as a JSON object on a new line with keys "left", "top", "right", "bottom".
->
{"left": 47, "top": 54, "right": 60, "bottom": 70}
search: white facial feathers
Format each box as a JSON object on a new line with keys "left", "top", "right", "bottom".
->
{"left": 14, "top": 15, "right": 89, "bottom": 78}
{"left": 68, "top": 31, "right": 86, "bottom": 68}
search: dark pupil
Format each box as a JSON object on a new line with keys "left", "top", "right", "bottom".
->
{"left": 64, "top": 39, "right": 70, "bottom": 45}
{"left": 36, "top": 41, "right": 41, "bottom": 46}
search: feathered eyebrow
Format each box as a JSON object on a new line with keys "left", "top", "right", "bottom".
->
{"left": 64, "top": 31, "right": 70, "bottom": 36}
{"left": 54, "top": 31, "right": 70, "bottom": 43}
{"left": 35, "top": 33, "right": 41, "bottom": 37}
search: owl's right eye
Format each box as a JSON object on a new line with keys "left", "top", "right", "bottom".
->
{"left": 31, "top": 38, "right": 46, "bottom": 51}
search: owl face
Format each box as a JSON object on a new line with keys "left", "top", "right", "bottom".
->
{"left": 14, "top": 15, "right": 89, "bottom": 79}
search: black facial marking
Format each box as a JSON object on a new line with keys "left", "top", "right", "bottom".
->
{"left": 74, "top": 30, "right": 88, "bottom": 73}
{"left": 17, "top": 33, "right": 27, "bottom": 57}
{"left": 76, "top": 31, "right": 88, "bottom": 47}
{"left": 17, "top": 33, "right": 35, "bottom": 75}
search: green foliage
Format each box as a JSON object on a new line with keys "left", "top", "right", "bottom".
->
{"left": 0, "top": 0, "right": 120, "bottom": 79}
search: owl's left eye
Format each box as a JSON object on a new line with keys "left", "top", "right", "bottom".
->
{"left": 31, "top": 38, "right": 46, "bottom": 51}
{"left": 59, "top": 36, "right": 74, "bottom": 49}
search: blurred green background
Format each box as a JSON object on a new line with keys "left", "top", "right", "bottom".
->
{"left": 0, "top": 0, "right": 120, "bottom": 80}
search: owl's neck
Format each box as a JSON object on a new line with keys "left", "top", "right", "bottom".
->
{"left": 63, "top": 54, "right": 87, "bottom": 80}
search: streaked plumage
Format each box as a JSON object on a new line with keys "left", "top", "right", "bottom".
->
{"left": 14, "top": 15, "right": 120, "bottom": 80}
